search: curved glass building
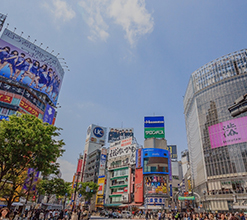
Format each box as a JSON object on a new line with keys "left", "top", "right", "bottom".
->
{"left": 184, "top": 49, "right": 247, "bottom": 211}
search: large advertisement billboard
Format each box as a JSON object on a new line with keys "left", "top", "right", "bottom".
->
{"left": 85, "top": 124, "right": 107, "bottom": 146}
{"left": 134, "top": 168, "right": 143, "bottom": 203}
{"left": 0, "top": 29, "right": 64, "bottom": 105}
{"left": 97, "top": 176, "right": 105, "bottom": 195}
{"left": 208, "top": 116, "right": 247, "bottom": 149}
{"left": 144, "top": 116, "right": 165, "bottom": 139}
{"left": 144, "top": 175, "right": 168, "bottom": 195}
{"left": 108, "top": 143, "right": 136, "bottom": 165}
{"left": 108, "top": 128, "right": 134, "bottom": 143}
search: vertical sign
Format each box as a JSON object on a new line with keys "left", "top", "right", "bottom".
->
{"left": 134, "top": 168, "right": 144, "bottom": 203}
{"left": 43, "top": 104, "right": 55, "bottom": 125}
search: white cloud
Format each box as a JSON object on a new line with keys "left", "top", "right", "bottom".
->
{"left": 57, "top": 158, "right": 76, "bottom": 182}
{"left": 78, "top": 0, "right": 154, "bottom": 46}
{"left": 43, "top": 0, "right": 76, "bottom": 22}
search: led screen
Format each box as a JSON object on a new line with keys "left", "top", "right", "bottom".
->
{"left": 208, "top": 116, "right": 247, "bottom": 149}
{"left": 144, "top": 175, "right": 168, "bottom": 195}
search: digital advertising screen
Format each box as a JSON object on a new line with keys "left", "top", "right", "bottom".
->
{"left": 0, "top": 29, "right": 64, "bottom": 106}
{"left": 144, "top": 175, "right": 168, "bottom": 195}
{"left": 208, "top": 116, "right": 247, "bottom": 149}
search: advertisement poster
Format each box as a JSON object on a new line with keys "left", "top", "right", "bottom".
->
{"left": 108, "top": 128, "right": 134, "bottom": 143}
{"left": 0, "top": 29, "right": 64, "bottom": 105}
{"left": 208, "top": 116, "right": 247, "bottom": 148}
{"left": 167, "top": 145, "right": 178, "bottom": 160}
{"left": 144, "top": 175, "right": 168, "bottom": 195}
{"left": 43, "top": 104, "right": 55, "bottom": 125}
{"left": 109, "top": 144, "right": 136, "bottom": 164}
{"left": 97, "top": 177, "right": 105, "bottom": 195}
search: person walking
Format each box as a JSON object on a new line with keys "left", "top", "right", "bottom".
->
{"left": 145, "top": 211, "right": 149, "bottom": 220}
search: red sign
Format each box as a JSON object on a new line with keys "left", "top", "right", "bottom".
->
{"left": 19, "top": 99, "right": 39, "bottom": 117}
{"left": 137, "top": 149, "right": 142, "bottom": 168}
{"left": 124, "top": 187, "right": 128, "bottom": 193}
{"left": 76, "top": 159, "right": 83, "bottom": 173}
{"left": 134, "top": 168, "right": 143, "bottom": 203}
{"left": 121, "top": 137, "right": 132, "bottom": 147}
{"left": 0, "top": 94, "right": 12, "bottom": 103}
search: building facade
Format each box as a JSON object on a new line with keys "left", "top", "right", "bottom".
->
{"left": 184, "top": 49, "right": 247, "bottom": 211}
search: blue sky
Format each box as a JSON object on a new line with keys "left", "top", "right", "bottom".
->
{"left": 1, "top": 0, "right": 247, "bottom": 181}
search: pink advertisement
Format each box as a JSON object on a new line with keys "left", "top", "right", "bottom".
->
{"left": 208, "top": 116, "right": 247, "bottom": 149}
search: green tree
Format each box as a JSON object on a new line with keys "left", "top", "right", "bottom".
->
{"left": 0, "top": 114, "right": 65, "bottom": 207}
{"left": 37, "top": 178, "right": 72, "bottom": 203}
{"left": 76, "top": 182, "right": 99, "bottom": 204}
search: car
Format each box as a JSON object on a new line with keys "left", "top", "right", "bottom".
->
{"left": 112, "top": 212, "right": 122, "bottom": 218}
{"left": 121, "top": 211, "right": 132, "bottom": 218}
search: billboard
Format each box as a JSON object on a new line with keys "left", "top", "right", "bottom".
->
{"left": 108, "top": 143, "right": 136, "bottom": 164}
{"left": 85, "top": 124, "right": 107, "bottom": 145}
{"left": 144, "top": 127, "right": 165, "bottom": 139}
{"left": 144, "top": 116, "right": 165, "bottom": 128}
{"left": 167, "top": 145, "right": 177, "bottom": 160}
{"left": 146, "top": 197, "right": 166, "bottom": 205}
{"left": 97, "top": 176, "right": 105, "bottom": 195}
{"left": 0, "top": 29, "right": 64, "bottom": 105}
{"left": 136, "top": 149, "right": 142, "bottom": 168}
{"left": 208, "top": 116, "right": 247, "bottom": 149}
{"left": 134, "top": 168, "right": 143, "bottom": 203}
{"left": 108, "top": 128, "right": 134, "bottom": 143}
{"left": 142, "top": 148, "right": 170, "bottom": 175}
{"left": 144, "top": 175, "right": 168, "bottom": 195}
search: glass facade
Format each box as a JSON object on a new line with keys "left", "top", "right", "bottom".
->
{"left": 184, "top": 49, "right": 247, "bottom": 190}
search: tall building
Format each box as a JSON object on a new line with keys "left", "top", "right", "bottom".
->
{"left": 184, "top": 49, "right": 247, "bottom": 211}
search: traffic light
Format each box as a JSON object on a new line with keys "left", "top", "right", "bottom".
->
{"left": 228, "top": 94, "right": 247, "bottom": 117}
{"left": 90, "top": 189, "right": 94, "bottom": 193}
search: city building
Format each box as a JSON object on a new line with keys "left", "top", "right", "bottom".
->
{"left": 105, "top": 137, "right": 137, "bottom": 208}
{"left": 184, "top": 49, "right": 247, "bottom": 211}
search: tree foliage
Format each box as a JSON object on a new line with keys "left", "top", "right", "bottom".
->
{"left": 0, "top": 114, "right": 65, "bottom": 207}
{"left": 37, "top": 178, "right": 72, "bottom": 203}
{"left": 76, "top": 182, "right": 99, "bottom": 203}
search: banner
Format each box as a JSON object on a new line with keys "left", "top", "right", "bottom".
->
{"left": 208, "top": 116, "right": 247, "bottom": 148}
{"left": 167, "top": 145, "right": 178, "bottom": 160}
{"left": 97, "top": 177, "right": 105, "bottom": 195}
{"left": 43, "top": 104, "right": 55, "bottom": 125}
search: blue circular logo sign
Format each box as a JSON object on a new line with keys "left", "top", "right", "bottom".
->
{"left": 93, "top": 126, "right": 104, "bottom": 138}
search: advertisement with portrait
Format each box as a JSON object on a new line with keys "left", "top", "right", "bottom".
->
{"left": 108, "top": 143, "right": 136, "bottom": 165}
{"left": 134, "top": 168, "right": 143, "bottom": 203}
{"left": 208, "top": 116, "right": 247, "bottom": 149}
{"left": 0, "top": 29, "right": 64, "bottom": 106}
{"left": 108, "top": 128, "right": 134, "bottom": 143}
{"left": 85, "top": 124, "right": 107, "bottom": 145}
{"left": 144, "top": 175, "right": 168, "bottom": 195}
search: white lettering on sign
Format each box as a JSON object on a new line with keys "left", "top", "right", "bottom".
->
{"left": 145, "top": 130, "right": 164, "bottom": 135}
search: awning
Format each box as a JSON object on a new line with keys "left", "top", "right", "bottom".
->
{"left": 139, "top": 205, "right": 162, "bottom": 210}
{"left": 130, "top": 202, "right": 143, "bottom": 206}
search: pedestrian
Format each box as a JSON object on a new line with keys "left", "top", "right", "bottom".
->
{"left": 146, "top": 211, "right": 149, "bottom": 220}
{"left": 158, "top": 210, "right": 162, "bottom": 220}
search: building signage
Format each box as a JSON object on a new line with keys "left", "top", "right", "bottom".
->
{"left": 208, "top": 116, "right": 247, "bottom": 148}
{"left": 1, "top": 30, "right": 64, "bottom": 105}
{"left": 43, "top": 104, "right": 55, "bottom": 125}
{"left": 146, "top": 197, "right": 166, "bottom": 205}
{"left": 0, "top": 93, "right": 12, "bottom": 104}
{"left": 97, "top": 177, "right": 105, "bottom": 195}
{"left": 167, "top": 145, "right": 178, "bottom": 160}
{"left": 19, "top": 99, "right": 40, "bottom": 117}
{"left": 121, "top": 194, "right": 128, "bottom": 203}
{"left": 136, "top": 149, "right": 142, "bottom": 168}
{"left": 85, "top": 124, "right": 107, "bottom": 145}
{"left": 144, "top": 127, "right": 165, "bottom": 139}
{"left": 76, "top": 159, "right": 83, "bottom": 173}
{"left": 134, "top": 168, "right": 143, "bottom": 203}
{"left": 108, "top": 144, "right": 136, "bottom": 164}
{"left": 144, "top": 116, "right": 165, "bottom": 128}
{"left": 0, "top": 13, "right": 7, "bottom": 32}
{"left": 178, "top": 196, "right": 195, "bottom": 201}
{"left": 108, "top": 128, "right": 134, "bottom": 143}
{"left": 144, "top": 175, "right": 168, "bottom": 195}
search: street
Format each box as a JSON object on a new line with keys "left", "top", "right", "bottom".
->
{"left": 90, "top": 216, "right": 144, "bottom": 220}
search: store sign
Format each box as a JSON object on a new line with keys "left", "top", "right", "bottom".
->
{"left": 136, "top": 149, "right": 142, "bottom": 168}
{"left": 97, "top": 177, "right": 105, "bottom": 195}
{"left": 43, "top": 104, "right": 55, "bottom": 125}
{"left": 19, "top": 99, "right": 39, "bottom": 117}
{"left": 85, "top": 124, "right": 107, "bottom": 145}
{"left": 144, "top": 116, "right": 165, "bottom": 128}
{"left": 122, "top": 194, "right": 128, "bottom": 203}
{"left": 146, "top": 197, "right": 165, "bottom": 205}
{"left": 0, "top": 94, "right": 12, "bottom": 104}
{"left": 134, "top": 168, "right": 143, "bottom": 203}
{"left": 144, "top": 127, "right": 165, "bottom": 139}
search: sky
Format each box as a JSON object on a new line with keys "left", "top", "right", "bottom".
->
{"left": 1, "top": 0, "right": 247, "bottom": 182}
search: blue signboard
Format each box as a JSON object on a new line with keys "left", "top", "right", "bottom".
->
{"left": 43, "top": 104, "right": 55, "bottom": 125}
{"left": 170, "top": 184, "right": 173, "bottom": 197}
{"left": 0, "top": 115, "right": 9, "bottom": 121}
{"left": 144, "top": 116, "right": 164, "bottom": 128}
